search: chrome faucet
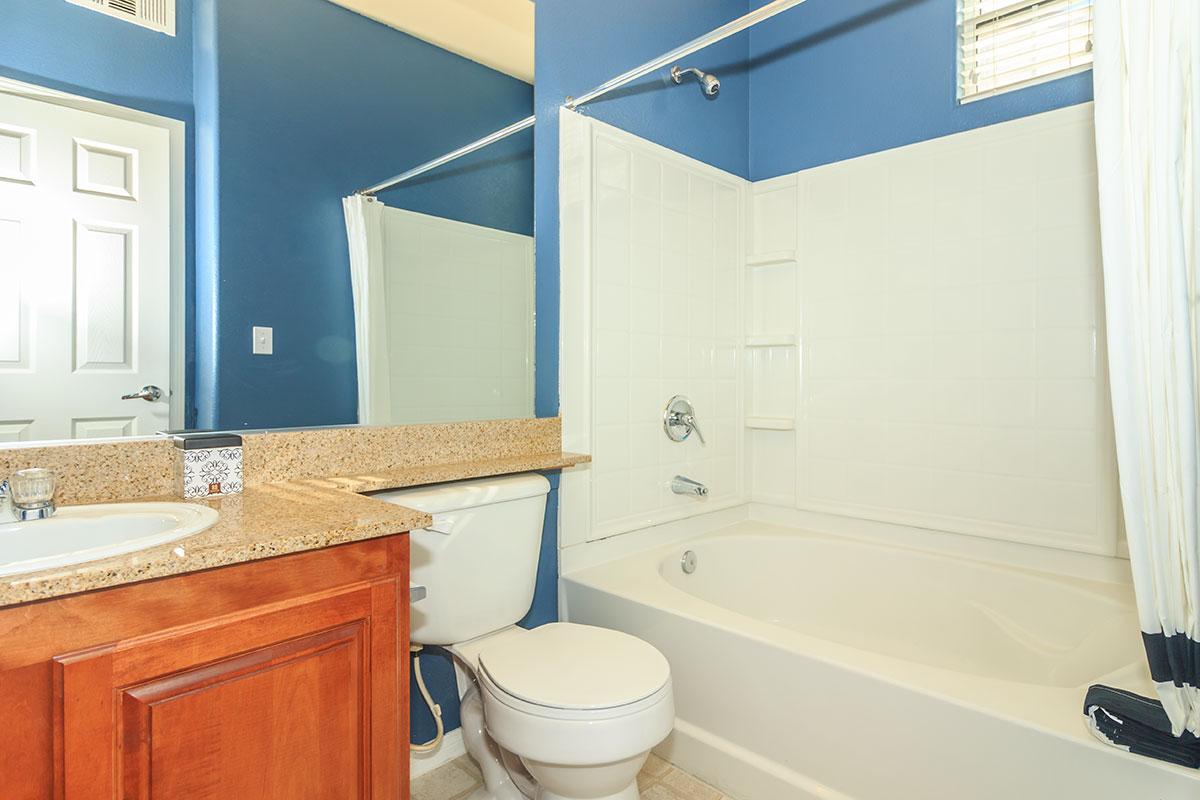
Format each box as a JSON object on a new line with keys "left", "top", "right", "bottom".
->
{"left": 3, "top": 468, "right": 57, "bottom": 521}
{"left": 671, "top": 475, "right": 709, "bottom": 497}
{"left": 0, "top": 481, "right": 11, "bottom": 523}
{"left": 663, "top": 396, "right": 706, "bottom": 444}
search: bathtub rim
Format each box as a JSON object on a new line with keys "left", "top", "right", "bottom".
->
{"left": 561, "top": 502, "right": 1134, "bottom": 586}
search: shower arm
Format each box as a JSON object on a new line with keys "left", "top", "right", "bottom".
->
{"left": 564, "top": 0, "right": 809, "bottom": 110}
{"left": 671, "top": 66, "right": 705, "bottom": 83}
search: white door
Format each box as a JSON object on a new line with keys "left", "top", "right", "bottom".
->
{"left": 0, "top": 91, "right": 172, "bottom": 442}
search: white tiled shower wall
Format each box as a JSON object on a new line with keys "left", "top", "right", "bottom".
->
{"left": 382, "top": 208, "right": 534, "bottom": 423}
{"left": 560, "top": 111, "right": 744, "bottom": 547}
{"left": 562, "top": 102, "right": 1118, "bottom": 557}
{"left": 748, "top": 103, "right": 1120, "bottom": 555}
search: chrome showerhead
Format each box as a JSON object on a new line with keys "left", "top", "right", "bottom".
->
{"left": 671, "top": 65, "right": 720, "bottom": 97}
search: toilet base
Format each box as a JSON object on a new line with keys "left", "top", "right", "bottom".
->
{"left": 524, "top": 755, "right": 646, "bottom": 800}
{"left": 458, "top": 681, "right": 534, "bottom": 800}
{"left": 534, "top": 783, "right": 639, "bottom": 800}
{"left": 453, "top": 655, "right": 649, "bottom": 800}
{"left": 466, "top": 783, "right": 639, "bottom": 800}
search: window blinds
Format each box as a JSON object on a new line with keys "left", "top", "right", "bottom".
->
{"left": 959, "top": 0, "right": 1093, "bottom": 101}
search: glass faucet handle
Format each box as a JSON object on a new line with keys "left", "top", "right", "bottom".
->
{"left": 9, "top": 468, "right": 56, "bottom": 507}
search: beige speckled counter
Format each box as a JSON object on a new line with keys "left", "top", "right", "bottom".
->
{"left": 0, "top": 418, "right": 590, "bottom": 606}
{"left": 0, "top": 417, "right": 573, "bottom": 504}
{"left": 0, "top": 448, "right": 590, "bottom": 607}
{"left": 289, "top": 450, "right": 591, "bottom": 494}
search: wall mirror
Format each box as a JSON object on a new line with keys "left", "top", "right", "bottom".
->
{"left": 0, "top": 0, "right": 535, "bottom": 445}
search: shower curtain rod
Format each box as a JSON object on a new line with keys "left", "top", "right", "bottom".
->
{"left": 360, "top": 0, "right": 807, "bottom": 193}
{"left": 357, "top": 114, "right": 536, "bottom": 196}
{"left": 564, "top": 0, "right": 809, "bottom": 110}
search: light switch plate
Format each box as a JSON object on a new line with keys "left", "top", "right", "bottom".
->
{"left": 252, "top": 326, "right": 273, "bottom": 355}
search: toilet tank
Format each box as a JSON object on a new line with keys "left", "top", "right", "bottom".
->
{"left": 372, "top": 473, "right": 550, "bottom": 646}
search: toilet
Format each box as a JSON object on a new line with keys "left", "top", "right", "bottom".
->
{"left": 375, "top": 474, "right": 674, "bottom": 800}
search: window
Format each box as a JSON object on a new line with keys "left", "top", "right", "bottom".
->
{"left": 959, "top": 0, "right": 1093, "bottom": 102}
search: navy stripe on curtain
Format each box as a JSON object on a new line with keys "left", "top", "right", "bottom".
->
{"left": 1144, "top": 631, "right": 1200, "bottom": 688}
{"left": 1083, "top": 632, "right": 1200, "bottom": 768}
{"left": 1085, "top": 686, "right": 1200, "bottom": 769}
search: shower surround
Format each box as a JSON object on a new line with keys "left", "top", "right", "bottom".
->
{"left": 562, "top": 101, "right": 1117, "bottom": 557}
{"left": 556, "top": 103, "right": 1173, "bottom": 798}
{"left": 559, "top": 109, "right": 745, "bottom": 546}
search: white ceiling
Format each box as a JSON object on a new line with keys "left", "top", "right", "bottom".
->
{"left": 327, "top": 0, "right": 534, "bottom": 83}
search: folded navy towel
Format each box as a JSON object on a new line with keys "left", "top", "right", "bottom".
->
{"left": 1085, "top": 685, "right": 1200, "bottom": 769}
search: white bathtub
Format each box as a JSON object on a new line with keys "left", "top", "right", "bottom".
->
{"left": 562, "top": 521, "right": 1200, "bottom": 800}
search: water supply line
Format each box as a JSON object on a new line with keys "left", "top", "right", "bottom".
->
{"left": 409, "top": 644, "right": 445, "bottom": 753}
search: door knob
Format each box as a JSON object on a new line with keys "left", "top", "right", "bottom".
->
{"left": 121, "top": 385, "right": 163, "bottom": 402}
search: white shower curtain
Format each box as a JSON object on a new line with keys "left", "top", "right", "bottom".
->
{"left": 342, "top": 194, "right": 393, "bottom": 425}
{"left": 1093, "top": 0, "right": 1200, "bottom": 738}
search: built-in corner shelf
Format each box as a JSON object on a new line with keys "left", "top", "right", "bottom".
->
{"left": 745, "top": 416, "right": 796, "bottom": 431}
{"left": 745, "top": 250, "right": 798, "bottom": 268}
{"left": 746, "top": 333, "right": 797, "bottom": 348}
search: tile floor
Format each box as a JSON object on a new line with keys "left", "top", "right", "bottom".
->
{"left": 411, "top": 753, "right": 735, "bottom": 800}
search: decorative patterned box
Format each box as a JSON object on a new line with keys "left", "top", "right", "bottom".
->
{"left": 173, "top": 434, "right": 244, "bottom": 499}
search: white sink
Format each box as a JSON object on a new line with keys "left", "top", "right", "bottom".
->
{"left": 0, "top": 502, "right": 220, "bottom": 577}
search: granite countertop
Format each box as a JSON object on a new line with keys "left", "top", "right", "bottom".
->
{"left": 0, "top": 450, "right": 589, "bottom": 607}
{"left": 288, "top": 451, "right": 592, "bottom": 494}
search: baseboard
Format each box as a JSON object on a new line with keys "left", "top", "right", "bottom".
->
{"left": 410, "top": 727, "right": 466, "bottom": 778}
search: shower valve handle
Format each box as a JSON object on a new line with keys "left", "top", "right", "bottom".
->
{"left": 664, "top": 396, "right": 706, "bottom": 444}
{"left": 680, "top": 413, "right": 706, "bottom": 445}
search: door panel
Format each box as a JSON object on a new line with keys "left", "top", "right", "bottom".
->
{"left": 0, "top": 216, "right": 23, "bottom": 367}
{"left": 0, "top": 92, "right": 172, "bottom": 441}
{"left": 122, "top": 624, "right": 364, "bottom": 800}
{"left": 53, "top": 579, "right": 401, "bottom": 799}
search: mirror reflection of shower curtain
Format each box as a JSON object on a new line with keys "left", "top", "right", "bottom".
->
{"left": 343, "top": 194, "right": 393, "bottom": 425}
{"left": 344, "top": 195, "right": 536, "bottom": 425}
{"left": 1086, "top": 0, "right": 1200, "bottom": 763}
{"left": 378, "top": 209, "right": 535, "bottom": 424}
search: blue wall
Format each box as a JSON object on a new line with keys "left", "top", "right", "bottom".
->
{"left": 0, "top": 0, "right": 193, "bottom": 120}
{"left": 378, "top": 129, "right": 534, "bottom": 237}
{"left": 747, "top": 0, "right": 1094, "bottom": 179}
{"left": 194, "top": 0, "right": 534, "bottom": 430}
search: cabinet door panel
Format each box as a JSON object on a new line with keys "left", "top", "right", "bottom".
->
{"left": 123, "top": 623, "right": 364, "bottom": 800}
{"left": 54, "top": 578, "right": 401, "bottom": 800}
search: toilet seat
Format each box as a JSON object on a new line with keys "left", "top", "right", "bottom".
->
{"left": 477, "top": 622, "right": 671, "bottom": 714}
{"left": 459, "top": 622, "right": 677, "bottom": 772}
{"left": 480, "top": 666, "right": 673, "bottom": 722}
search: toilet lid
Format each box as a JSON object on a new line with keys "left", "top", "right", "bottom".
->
{"left": 478, "top": 623, "right": 670, "bottom": 710}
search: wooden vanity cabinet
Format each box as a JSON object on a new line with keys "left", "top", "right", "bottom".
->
{"left": 0, "top": 535, "right": 410, "bottom": 800}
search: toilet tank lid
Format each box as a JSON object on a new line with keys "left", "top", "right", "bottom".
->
{"left": 370, "top": 473, "right": 550, "bottom": 514}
